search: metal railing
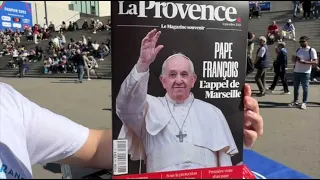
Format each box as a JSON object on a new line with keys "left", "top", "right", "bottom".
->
{"left": 54, "top": 12, "right": 81, "bottom": 31}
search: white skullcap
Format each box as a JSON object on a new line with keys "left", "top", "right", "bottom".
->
{"left": 162, "top": 53, "right": 194, "bottom": 75}
{"left": 165, "top": 53, "right": 191, "bottom": 62}
{"left": 259, "top": 36, "right": 267, "bottom": 42}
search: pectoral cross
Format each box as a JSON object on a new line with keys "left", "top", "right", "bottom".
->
{"left": 176, "top": 131, "right": 187, "bottom": 143}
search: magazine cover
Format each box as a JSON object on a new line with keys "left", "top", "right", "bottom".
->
{"left": 111, "top": 1, "right": 248, "bottom": 178}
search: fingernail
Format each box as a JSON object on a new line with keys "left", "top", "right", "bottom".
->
{"left": 245, "top": 140, "right": 254, "bottom": 148}
{"left": 245, "top": 121, "right": 252, "bottom": 126}
{"left": 247, "top": 110, "right": 254, "bottom": 116}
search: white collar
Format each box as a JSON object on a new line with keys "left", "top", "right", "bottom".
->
{"left": 165, "top": 93, "right": 194, "bottom": 105}
{"left": 300, "top": 46, "right": 311, "bottom": 49}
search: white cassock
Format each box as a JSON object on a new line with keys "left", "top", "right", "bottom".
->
{"left": 116, "top": 65, "right": 239, "bottom": 173}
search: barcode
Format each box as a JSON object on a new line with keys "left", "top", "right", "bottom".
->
{"left": 113, "top": 140, "right": 128, "bottom": 175}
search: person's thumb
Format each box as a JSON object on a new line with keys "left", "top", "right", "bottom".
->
{"left": 243, "top": 83, "right": 252, "bottom": 97}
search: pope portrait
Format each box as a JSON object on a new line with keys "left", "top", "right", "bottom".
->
{"left": 116, "top": 29, "right": 242, "bottom": 173}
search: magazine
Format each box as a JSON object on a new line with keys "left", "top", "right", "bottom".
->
{"left": 111, "top": 1, "right": 248, "bottom": 178}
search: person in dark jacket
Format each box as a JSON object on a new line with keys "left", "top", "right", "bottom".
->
{"left": 73, "top": 49, "right": 85, "bottom": 83}
{"left": 17, "top": 53, "right": 27, "bottom": 78}
{"left": 293, "top": 1, "right": 300, "bottom": 17}
{"left": 310, "top": 52, "right": 320, "bottom": 81}
{"left": 268, "top": 42, "right": 290, "bottom": 94}
{"left": 254, "top": 36, "right": 269, "bottom": 96}
{"left": 82, "top": 19, "right": 89, "bottom": 30}
{"left": 249, "top": 2, "right": 261, "bottom": 19}
{"left": 301, "top": 0, "right": 311, "bottom": 19}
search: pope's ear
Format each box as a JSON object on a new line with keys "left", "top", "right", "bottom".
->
{"left": 191, "top": 73, "right": 197, "bottom": 87}
{"left": 160, "top": 75, "right": 166, "bottom": 89}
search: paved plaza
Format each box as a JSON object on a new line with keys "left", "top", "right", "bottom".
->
{"left": 1, "top": 77, "right": 319, "bottom": 179}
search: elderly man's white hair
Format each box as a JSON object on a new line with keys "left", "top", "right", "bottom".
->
{"left": 161, "top": 53, "right": 195, "bottom": 75}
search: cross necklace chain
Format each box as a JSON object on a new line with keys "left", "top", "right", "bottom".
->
{"left": 165, "top": 97, "right": 195, "bottom": 143}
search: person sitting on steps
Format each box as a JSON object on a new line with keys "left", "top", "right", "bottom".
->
{"left": 267, "top": 21, "right": 280, "bottom": 44}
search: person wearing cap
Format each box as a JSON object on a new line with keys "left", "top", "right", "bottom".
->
{"left": 290, "top": 36, "right": 318, "bottom": 109}
{"left": 281, "top": 19, "right": 296, "bottom": 41}
{"left": 268, "top": 42, "right": 290, "bottom": 94}
{"left": 254, "top": 36, "right": 269, "bottom": 96}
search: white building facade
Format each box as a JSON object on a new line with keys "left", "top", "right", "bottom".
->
{"left": 23, "top": 1, "right": 110, "bottom": 30}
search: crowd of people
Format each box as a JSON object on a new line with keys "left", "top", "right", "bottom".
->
{"left": 247, "top": 2, "right": 320, "bottom": 111}
{"left": 246, "top": 1, "right": 320, "bottom": 109}
{"left": 250, "top": 1, "right": 320, "bottom": 44}
{"left": 43, "top": 35, "right": 111, "bottom": 82}
{"left": 0, "top": 25, "right": 50, "bottom": 76}
{"left": 247, "top": 2, "right": 320, "bottom": 102}
{"left": 247, "top": 31, "right": 319, "bottom": 109}
{"left": 250, "top": 1, "right": 320, "bottom": 19}
{"left": 293, "top": 1, "right": 320, "bottom": 19}
{"left": 0, "top": 18, "right": 111, "bottom": 81}
{"left": 59, "top": 18, "right": 111, "bottom": 34}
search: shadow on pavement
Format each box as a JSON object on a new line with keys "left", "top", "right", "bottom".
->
{"left": 43, "top": 163, "right": 61, "bottom": 174}
{"left": 50, "top": 79, "right": 77, "bottom": 84}
{"left": 259, "top": 101, "right": 320, "bottom": 108}
{"left": 50, "top": 82, "right": 78, "bottom": 84}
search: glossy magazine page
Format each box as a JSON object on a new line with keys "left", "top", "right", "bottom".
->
{"left": 111, "top": 1, "right": 248, "bottom": 178}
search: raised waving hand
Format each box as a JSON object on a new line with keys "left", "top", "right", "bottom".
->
{"left": 137, "top": 29, "right": 164, "bottom": 72}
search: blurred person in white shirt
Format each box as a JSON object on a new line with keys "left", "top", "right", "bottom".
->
{"left": 92, "top": 41, "right": 99, "bottom": 51}
{"left": 60, "top": 33, "right": 66, "bottom": 46}
{"left": 52, "top": 36, "right": 60, "bottom": 49}
{"left": 91, "top": 41, "right": 99, "bottom": 58}
{"left": 289, "top": 36, "right": 318, "bottom": 109}
{"left": 43, "top": 24, "right": 48, "bottom": 31}
{"left": 83, "top": 51, "right": 91, "bottom": 81}
{"left": 88, "top": 55, "right": 101, "bottom": 78}
{"left": 82, "top": 36, "right": 87, "bottom": 45}
{"left": 281, "top": 19, "right": 296, "bottom": 41}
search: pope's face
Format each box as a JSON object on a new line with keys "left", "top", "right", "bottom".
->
{"left": 160, "top": 56, "right": 197, "bottom": 102}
